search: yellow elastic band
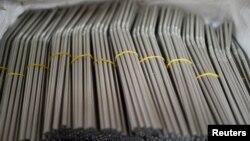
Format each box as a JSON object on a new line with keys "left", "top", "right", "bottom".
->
{"left": 71, "top": 54, "right": 93, "bottom": 64}
{"left": 27, "top": 64, "right": 48, "bottom": 69}
{"left": 140, "top": 56, "right": 165, "bottom": 63}
{"left": 50, "top": 52, "right": 71, "bottom": 60}
{"left": 94, "top": 58, "right": 116, "bottom": 66}
{"left": 166, "top": 58, "right": 193, "bottom": 68}
{"left": 7, "top": 73, "right": 24, "bottom": 77}
{"left": 115, "top": 51, "right": 138, "bottom": 60}
{"left": 0, "top": 66, "right": 8, "bottom": 71}
{"left": 196, "top": 73, "right": 219, "bottom": 79}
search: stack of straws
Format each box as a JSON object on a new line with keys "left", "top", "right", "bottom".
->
{"left": 0, "top": 1, "right": 249, "bottom": 141}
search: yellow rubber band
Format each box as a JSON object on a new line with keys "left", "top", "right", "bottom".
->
{"left": 115, "top": 51, "right": 138, "bottom": 60}
{"left": 166, "top": 58, "right": 193, "bottom": 68}
{"left": 196, "top": 73, "right": 219, "bottom": 79}
{"left": 140, "top": 56, "right": 165, "bottom": 63}
{"left": 71, "top": 54, "right": 93, "bottom": 64}
{"left": 27, "top": 64, "right": 48, "bottom": 69}
{"left": 0, "top": 66, "right": 8, "bottom": 71}
{"left": 50, "top": 52, "right": 71, "bottom": 60}
{"left": 94, "top": 58, "right": 116, "bottom": 66}
{"left": 7, "top": 73, "right": 24, "bottom": 77}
